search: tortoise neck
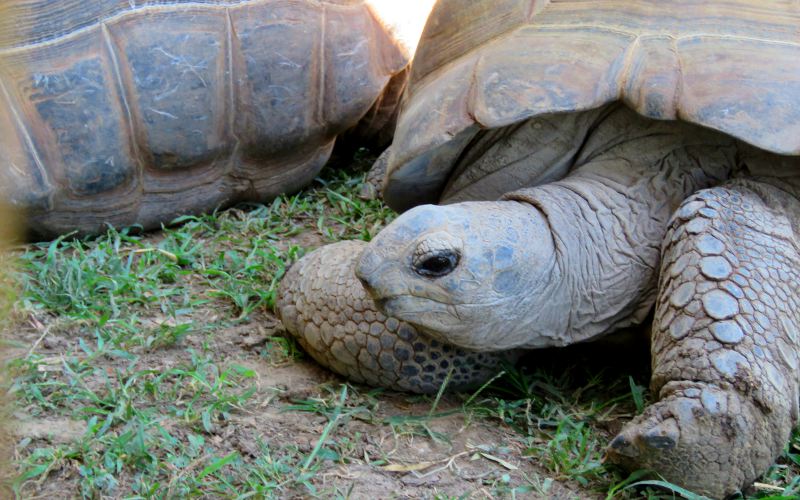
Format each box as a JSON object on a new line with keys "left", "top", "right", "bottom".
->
{"left": 504, "top": 185, "right": 656, "bottom": 345}
{"left": 503, "top": 117, "right": 739, "bottom": 344}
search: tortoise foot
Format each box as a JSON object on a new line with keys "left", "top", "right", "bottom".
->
{"left": 612, "top": 181, "right": 800, "bottom": 498}
{"left": 608, "top": 382, "right": 777, "bottom": 498}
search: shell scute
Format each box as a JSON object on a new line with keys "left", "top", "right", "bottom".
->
{"left": 0, "top": 91, "right": 52, "bottom": 210}
{"left": 472, "top": 26, "right": 635, "bottom": 128}
{"left": 323, "top": 3, "right": 403, "bottom": 134}
{"left": 231, "top": 1, "right": 322, "bottom": 157}
{"left": 32, "top": 56, "right": 134, "bottom": 196}
{"left": 2, "top": 31, "right": 137, "bottom": 199}
{"left": 111, "top": 9, "right": 231, "bottom": 171}
{"left": 676, "top": 36, "right": 800, "bottom": 155}
{"left": 622, "top": 35, "right": 679, "bottom": 120}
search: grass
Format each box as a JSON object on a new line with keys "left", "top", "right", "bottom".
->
{"left": 2, "top": 148, "right": 799, "bottom": 499}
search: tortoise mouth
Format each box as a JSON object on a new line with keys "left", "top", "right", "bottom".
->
{"left": 379, "top": 295, "right": 460, "bottom": 333}
{"left": 378, "top": 295, "right": 496, "bottom": 349}
{"left": 380, "top": 294, "right": 453, "bottom": 316}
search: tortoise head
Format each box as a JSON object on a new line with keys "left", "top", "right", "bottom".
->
{"left": 356, "top": 201, "right": 566, "bottom": 351}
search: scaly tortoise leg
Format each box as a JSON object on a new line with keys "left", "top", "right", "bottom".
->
{"left": 276, "top": 240, "right": 517, "bottom": 394}
{"left": 607, "top": 180, "right": 800, "bottom": 498}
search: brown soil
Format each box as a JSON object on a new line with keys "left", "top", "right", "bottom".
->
{"left": 7, "top": 303, "right": 600, "bottom": 499}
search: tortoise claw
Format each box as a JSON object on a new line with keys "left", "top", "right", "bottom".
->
{"left": 608, "top": 417, "right": 678, "bottom": 461}
{"left": 608, "top": 433, "right": 639, "bottom": 458}
{"left": 642, "top": 418, "right": 679, "bottom": 450}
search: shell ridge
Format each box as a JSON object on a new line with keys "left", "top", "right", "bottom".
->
{"left": 526, "top": 0, "right": 550, "bottom": 22}
{"left": 670, "top": 35, "right": 684, "bottom": 122}
{"left": 466, "top": 52, "right": 485, "bottom": 129}
{"left": 519, "top": 25, "right": 800, "bottom": 47}
{"left": 101, "top": 22, "right": 142, "bottom": 184}
{"left": 411, "top": 22, "right": 800, "bottom": 93}
{"left": 98, "top": 21, "right": 146, "bottom": 217}
{"left": 224, "top": 5, "right": 240, "bottom": 176}
{"left": 617, "top": 35, "right": 641, "bottom": 103}
{"left": 0, "top": 77, "right": 52, "bottom": 201}
{"left": 316, "top": 3, "right": 327, "bottom": 126}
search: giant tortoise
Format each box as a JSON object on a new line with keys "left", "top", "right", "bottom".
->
{"left": 277, "top": 0, "right": 800, "bottom": 497}
{"left": 0, "top": 0, "right": 421, "bottom": 237}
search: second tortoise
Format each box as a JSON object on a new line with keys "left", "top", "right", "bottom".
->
{"left": 0, "top": 0, "right": 412, "bottom": 237}
{"left": 278, "top": 0, "right": 800, "bottom": 498}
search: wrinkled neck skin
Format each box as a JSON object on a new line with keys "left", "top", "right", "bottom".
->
{"left": 359, "top": 107, "right": 739, "bottom": 351}
{"left": 505, "top": 109, "right": 737, "bottom": 347}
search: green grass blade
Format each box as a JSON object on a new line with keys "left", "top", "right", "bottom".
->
{"left": 197, "top": 452, "right": 239, "bottom": 480}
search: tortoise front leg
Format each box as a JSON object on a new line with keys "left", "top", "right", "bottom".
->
{"left": 607, "top": 180, "right": 800, "bottom": 498}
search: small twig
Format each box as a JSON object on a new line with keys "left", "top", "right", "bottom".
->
{"left": 382, "top": 450, "right": 471, "bottom": 475}
{"left": 412, "top": 451, "right": 470, "bottom": 478}
{"left": 477, "top": 451, "right": 518, "bottom": 470}
{"left": 123, "top": 247, "right": 178, "bottom": 262}
{"left": 753, "top": 482, "right": 785, "bottom": 493}
{"left": 26, "top": 323, "right": 55, "bottom": 358}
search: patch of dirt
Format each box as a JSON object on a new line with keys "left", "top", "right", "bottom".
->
{"left": 8, "top": 301, "right": 605, "bottom": 498}
{"left": 12, "top": 414, "right": 85, "bottom": 443}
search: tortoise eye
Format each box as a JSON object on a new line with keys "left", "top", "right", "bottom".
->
{"left": 413, "top": 250, "right": 459, "bottom": 277}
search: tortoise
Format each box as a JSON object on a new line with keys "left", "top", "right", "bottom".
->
{"left": 277, "top": 0, "right": 800, "bottom": 497}
{"left": 0, "top": 0, "right": 415, "bottom": 238}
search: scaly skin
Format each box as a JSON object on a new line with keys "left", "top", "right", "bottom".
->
{"left": 276, "top": 240, "right": 517, "bottom": 394}
{"left": 607, "top": 180, "right": 800, "bottom": 497}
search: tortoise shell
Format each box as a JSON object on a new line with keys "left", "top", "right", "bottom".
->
{"left": 382, "top": 0, "right": 800, "bottom": 211}
{"left": 0, "top": 0, "right": 409, "bottom": 236}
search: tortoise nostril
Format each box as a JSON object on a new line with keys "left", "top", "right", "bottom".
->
{"left": 608, "top": 433, "right": 640, "bottom": 458}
